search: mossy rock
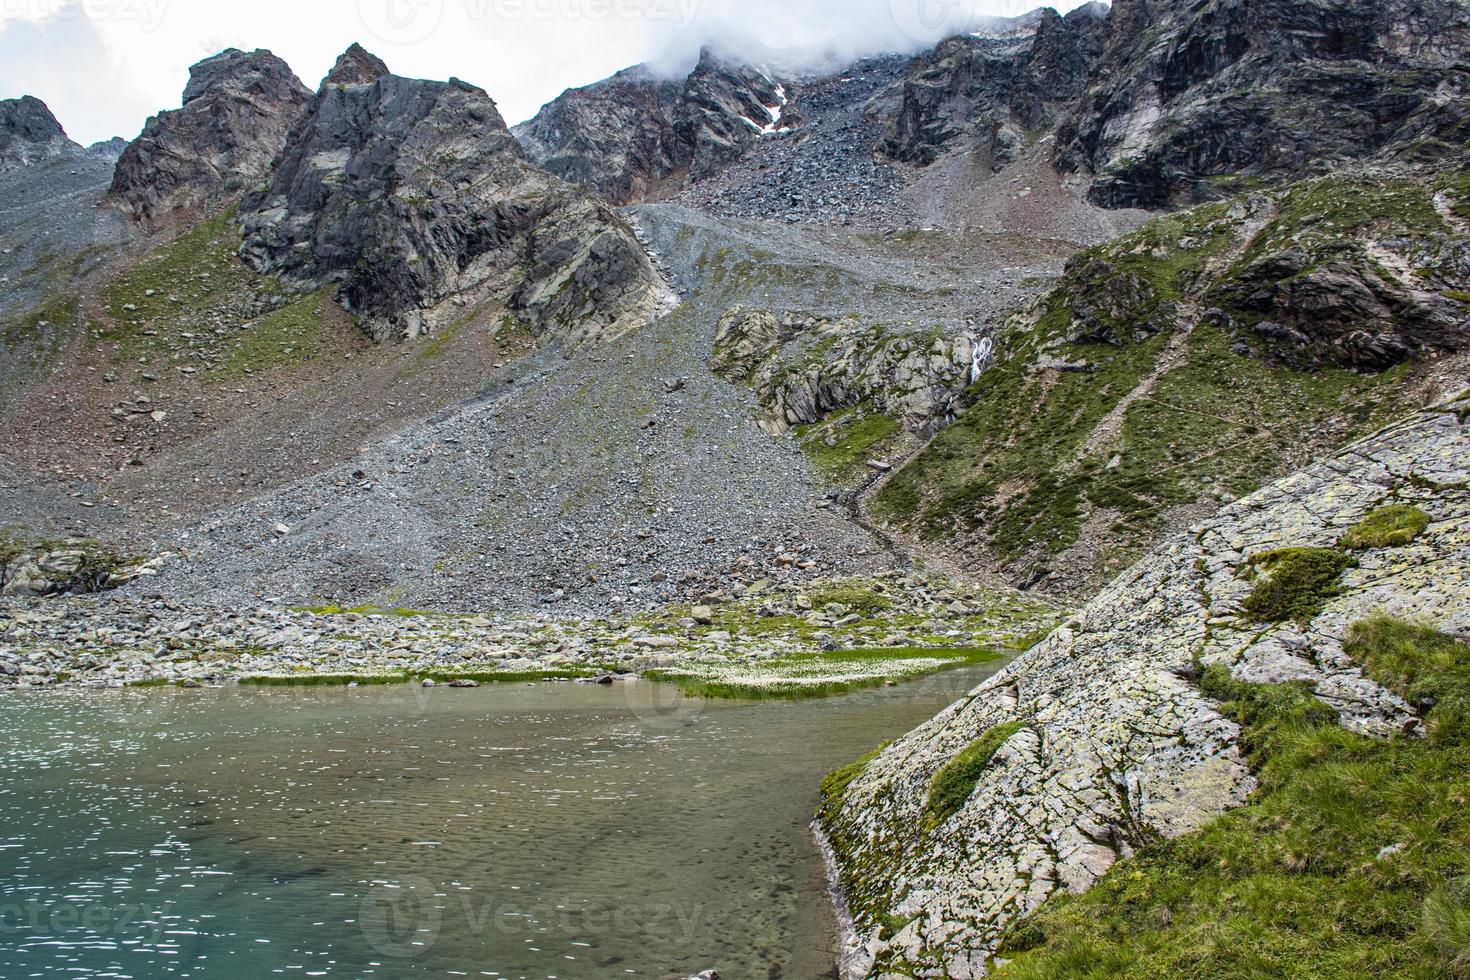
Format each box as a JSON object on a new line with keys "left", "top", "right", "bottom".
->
{"left": 1340, "top": 505, "right": 1430, "bottom": 551}
{"left": 1239, "top": 547, "right": 1354, "bottom": 624}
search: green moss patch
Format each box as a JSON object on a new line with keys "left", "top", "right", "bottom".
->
{"left": 1341, "top": 505, "right": 1431, "bottom": 551}
{"left": 922, "top": 721, "right": 1027, "bottom": 834}
{"left": 818, "top": 742, "right": 890, "bottom": 827}
{"left": 798, "top": 408, "right": 901, "bottom": 482}
{"left": 1240, "top": 548, "right": 1354, "bottom": 623}
{"left": 215, "top": 287, "right": 331, "bottom": 378}
{"left": 995, "top": 620, "right": 1470, "bottom": 979}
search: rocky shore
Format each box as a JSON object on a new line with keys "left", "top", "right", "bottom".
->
{"left": 818, "top": 392, "right": 1470, "bottom": 977}
{"left": 0, "top": 572, "right": 1057, "bottom": 693}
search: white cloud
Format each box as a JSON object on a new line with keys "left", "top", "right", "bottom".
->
{"left": 0, "top": 0, "right": 1096, "bottom": 145}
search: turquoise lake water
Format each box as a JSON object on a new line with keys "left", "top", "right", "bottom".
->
{"left": 0, "top": 667, "right": 1001, "bottom": 979}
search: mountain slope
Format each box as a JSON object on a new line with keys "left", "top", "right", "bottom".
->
{"left": 820, "top": 390, "right": 1470, "bottom": 977}
{"left": 872, "top": 169, "right": 1470, "bottom": 598}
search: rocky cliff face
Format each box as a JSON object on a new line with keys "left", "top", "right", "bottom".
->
{"left": 880, "top": 4, "right": 1108, "bottom": 168}
{"left": 1056, "top": 0, "right": 1470, "bottom": 208}
{"left": 0, "top": 96, "right": 79, "bottom": 173}
{"left": 108, "top": 48, "right": 312, "bottom": 225}
{"left": 239, "top": 49, "right": 661, "bottom": 347}
{"left": 515, "top": 48, "right": 797, "bottom": 203}
{"left": 712, "top": 307, "right": 979, "bottom": 435}
{"left": 821, "top": 391, "right": 1470, "bottom": 977}
{"left": 513, "top": 66, "right": 686, "bottom": 205}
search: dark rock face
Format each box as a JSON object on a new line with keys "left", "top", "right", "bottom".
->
{"left": 514, "top": 49, "right": 797, "bottom": 203}
{"left": 240, "top": 54, "right": 660, "bottom": 348}
{"left": 1056, "top": 0, "right": 1470, "bottom": 209}
{"left": 676, "top": 50, "right": 799, "bottom": 180}
{"left": 322, "top": 42, "right": 390, "bottom": 87}
{"left": 108, "top": 48, "right": 312, "bottom": 225}
{"left": 879, "top": 5, "right": 1108, "bottom": 168}
{"left": 513, "top": 66, "right": 685, "bottom": 205}
{"left": 0, "top": 96, "right": 79, "bottom": 172}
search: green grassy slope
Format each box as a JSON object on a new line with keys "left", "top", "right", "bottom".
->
{"left": 873, "top": 171, "right": 1469, "bottom": 596}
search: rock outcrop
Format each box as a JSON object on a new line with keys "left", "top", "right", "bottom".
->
{"left": 85, "top": 137, "right": 127, "bottom": 162}
{"left": 880, "top": 4, "right": 1108, "bottom": 168}
{"left": 822, "top": 392, "right": 1470, "bottom": 977}
{"left": 0, "top": 96, "right": 79, "bottom": 172}
{"left": 513, "top": 65, "right": 686, "bottom": 205}
{"left": 514, "top": 48, "right": 798, "bottom": 203}
{"left": 1055, "top": 0, "right": 1470, "bottom": 208}
{"left": 712, "top": 307, "right": 979, "bottom": 434}
{"left": 108, "top": 48, "right": 312, "bottom": 225}
{"left": 1, "top": 539, "right": 164, "bottom": 598}
{"left": 239, "top": 48, "right": 661, "bottom": 347}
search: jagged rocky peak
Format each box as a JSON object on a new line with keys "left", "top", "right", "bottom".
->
{"left": 85, "top": 137, "right": 127, "bottom": 162}
{"left": 108, "top": 48, "right": 312, "bottom": 226}
{"left": 0, "top": 95, "right": 80, "bottom": 172}
{"left": 323, "top": 42, "right": 390, "bottom": 86}
{"left": 1055, "top": 0, "right": 1470, "bottom": 208}
{"left": 880, "top": 3, "right": 1109, "bottom": 169}
{"left": 514, "top": 47, "right": 798, "bottom": 203}
{"left": 676, "top": 47, "right": 799, "bottom": 179}
{"left": 512, "top": 65, "right": 685, "bottom": 205}
{"left": 240, "top": 52, "right": 661, "bottom": 349}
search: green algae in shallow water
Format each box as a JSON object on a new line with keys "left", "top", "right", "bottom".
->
{"left": 994, "top": 619, "right": 1470, "bottom": 980}
{"left": 1341, "top": 504, "right": 1431, "bottom": 551}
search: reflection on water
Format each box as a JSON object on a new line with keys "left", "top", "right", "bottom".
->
{"left": 0, "top": 665, "right": 1003, "bottom": 979}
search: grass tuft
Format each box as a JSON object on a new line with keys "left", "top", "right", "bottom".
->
{"left": 1341, "top": 505, "right": 1431, "bottom": 551}
{"left": 922, "top": 721, "right": 1026, "bottom": 834}
{"left": 1240, "top": 547, "right": 1353, "bottom": 623}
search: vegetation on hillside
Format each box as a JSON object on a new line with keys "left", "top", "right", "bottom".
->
{"left": 994, "top": 617, "right": 1470, "bottom": 979}
{"left": 873, "top": 172, "right": 1467, "bottom": 595}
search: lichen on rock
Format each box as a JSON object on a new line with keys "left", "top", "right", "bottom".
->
{"left": 821, "top": 392, "right": 1470, "bottom": 977}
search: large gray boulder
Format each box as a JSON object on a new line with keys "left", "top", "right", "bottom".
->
{"left": 108, "top": 48, "right": 312, "bottom": 225}
{"left": 239, "top": 48, "right": 661, "bottom": 348}
{"left": 0, "top": 96, "right": 80, "bottom": 173}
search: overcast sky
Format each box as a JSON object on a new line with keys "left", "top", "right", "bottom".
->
{"left": 0, "top": 0, "right": 1092, "bottom": 145}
